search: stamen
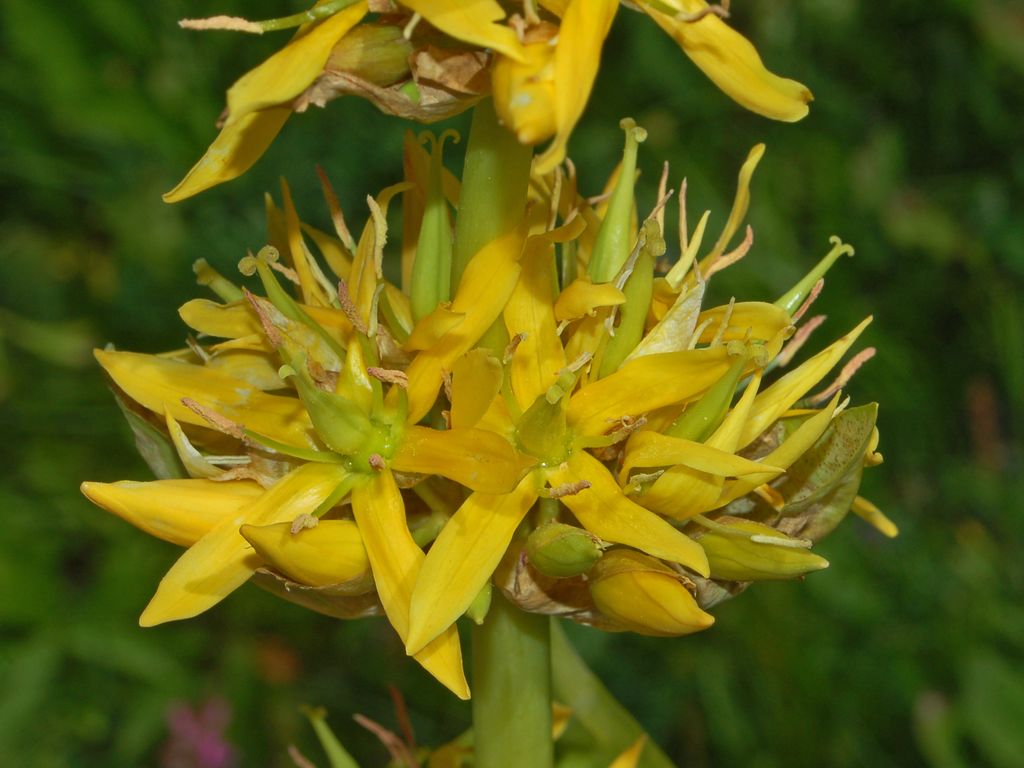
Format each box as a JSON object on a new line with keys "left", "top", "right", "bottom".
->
{"left": 180, "top": 0, "right": 360, "bottom": 35}
{"left": 181, "top": 398, "right": 246, "bottom": 440}
{"left": 791, "top": 278, "right": 824, "bottom": 323}
{"left": 402, "top": 12, "right": 422, "bottom": 40}
{"left": 709, "top": 297, "right": 736, "bottom": 347}
{"left": 703, "top": 225, "right": 753, "bottom": 280}
{"left": 290, "top": 513, "right": 319, "bottom": 535}
{"left": 269, "top": 259, "right": 301, "bottom": 286}
{"left": 776, "top": 314, "right": 826, "bottom": 368}
{"left": 675, "top": 1, "right": 730, "bottom": 23}
{"left": 178, "top": 15, "right": 264, "bottom": 34}
{"left": 243, "top": 289, "right": 284, "bottom": 348}
{"left": 367, "top": 366, "right": 408, "bottom": 388}
{"left": 368, "top": 453, "right": 386, "bottom": 471}
{"left": 809, "top": 347, "right": 877, "bottom": 404}
{"left": 545, "top": 480, "right": 592, "bottom": 499}
{"left": 315, "top": 166, "right": 357, "bottom": 253}
{"left": 354, "top": 714, "right": 416, "bottom": 767}
{"left": 337, "top": 279, "right": 369, "bottom": 335}
{"left": 504, "top": 332, "right": 527, "bottom": 364}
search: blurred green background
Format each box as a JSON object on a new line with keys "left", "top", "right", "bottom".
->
{"left": 2, "top": 0, "right": 1022, "bottom": 765}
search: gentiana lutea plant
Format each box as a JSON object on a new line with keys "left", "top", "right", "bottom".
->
{"left": 82, "top": 2, "right": 892, "bottom": 766}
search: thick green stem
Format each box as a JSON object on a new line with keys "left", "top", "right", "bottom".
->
{"left": 472, "top": 592, "right": 553, "bottom": 768}
{"left": 452, "top": 100, "right": 532, "bottom": 288}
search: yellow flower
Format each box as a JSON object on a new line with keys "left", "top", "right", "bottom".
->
{"left": 87, "top": 121, "right": 886, "bottom": 704}
{"left": 165, "top": 0, "right": 811, "bottom": 198}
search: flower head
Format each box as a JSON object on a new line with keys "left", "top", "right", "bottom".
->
{"left": 85, "top": 123, "right": 887, "bottom": 699}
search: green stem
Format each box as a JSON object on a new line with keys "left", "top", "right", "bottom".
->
{"left": 452, "top": 100, "right": 532, "bottom": 288}
{"left": 472, "top": 592, "right": 553, "bottom": 768}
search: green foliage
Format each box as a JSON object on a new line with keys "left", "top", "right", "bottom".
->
{"left": 1, "top": 0, "right": 1021, "bottom": 765}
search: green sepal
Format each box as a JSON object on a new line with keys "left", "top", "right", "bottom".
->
{"left": 588, "top": 119, "right": 647, "bottom": 284}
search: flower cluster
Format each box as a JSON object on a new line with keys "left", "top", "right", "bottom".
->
{"left": 83, "top": 122, "right": 890, "bottom": 700}
{"left": 165, "top": 0, "right": 812, "bottom": 201}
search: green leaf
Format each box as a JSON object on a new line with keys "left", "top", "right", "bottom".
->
{"left": 112, "top": 389, "right": 187, "bottom": 480}
{"left": 551, "top": 622, "right": 676, "bottom": 768}
{"left": 961, "top": 651, "right": 1024, "bottom": 768}
{"left": 775, "top": 403, "right": 877, "bottom": 540}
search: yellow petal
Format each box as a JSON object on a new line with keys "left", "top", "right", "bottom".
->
{"left": 80, "top": 478, "right": 262, "bottom": 547}
{"left": 588, "top": 549, "right": 713, "bottom": 636}
{"left": 351, "top": 469, "right": 469, "bottom": 699}
{"left": 450, "top": 349, "right": 503, "bottom": 429}
{"left": 620, "top": 431, "right": 782, "bottom": 485}
{"left": 163, "top": 107, "right": 291, "bottom": 203}
{"left": 640, "top": 372, "right": 761, "bottom": 518}
{"left": 179, "top": 299, "right": 262, "bottom": 339}
{"left": 402, "top": 0, "right": 525, "bottom": 62}
{"left": 407, "top": 475, "right": 537, "bottom": 654}
{"left": 739, "top": 317, "right": 872, "bottom": 446}
{"left": 624, "top": 281, "right": 704, "bottom": 361}
{"left": 504, "top": 219, "right": 584, "bottom": 409}
{"left": 280, "top": 178, "right": 331, "bottom": 307}
{"left": 96, "top": 349, "right": 316, "bottom": 448}
{"left": 567, "top": 346, "right": 736, "bottom": 436}
{"left": 554, "top": 278, "right": 625, "bottom": 322}
{"left": 405, "top": 225, "right": 525, "bottom": 422}
{"left": 303, "top": 222, "right": 352, "bottom": 281}
{"left": 609, "top": 737, "right": 647, "bottom": 768}
{"left": 535, "top": 0, "right": 619, "bottom": 173}
{"left": 640, "top": 1, "right": 812, "bottom": 122}
{"left": 392, "top": 425, "right": 530, "bottom": 494}
{"left": 405, "top": 304, "right": 466, "bottom": 352}
{"left": 140, "top": 462, "right": 349, "bottom": 626}
{"left": 165, "top": 410, "right": 222, "bottom": 479}
{"left": 549, "top": 452, "right": 709, "bottom": 575}
{"left": 225, "top": 3, "right": 368, "bottom": 125}
{"left": 851, "top": 495, "right": 899, "bottom": 538}
{"left": 717, "top": 394, "right": 839, "bottom": 506}
{"left": 695, "top": 301, "right": 792, "bottom": 346}
{"left": 240, "top": 519, "right": 371, "bottom": 587}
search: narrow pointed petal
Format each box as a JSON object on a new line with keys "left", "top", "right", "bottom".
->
{"left": 402, "top": 0, "right": 525, "bottom": 62}
{"left": 549, "top": 452, "right": 709, "bottom": 575}
{"left": 504, "top": 221, "right": 582, "bottom": 409}
{"left": 739, "top": 317, "right": 872, "bottom": 446}
{"left": 567, "top": 346, "right": 735, "bottom": 435}
{"left": 450, "top": 349, "right": 503, "bottom": 429}
{"left": 392, "top": 425, "right": 531, "bottom": 494}
{"left": 535, "top": 0, "right": 619, "bottom": 173}
{"left": 351, "top": 470, "right": 469, "bottom": 699}
{"left": 225, "top": 3, "right": 368, "bottom": 124}
{"left": 639, "top": 0, "right": 812, "bottom": 122}
{"left": 139, "top": 463, "right": 349, "bottom": 626}
{"left": 609, "top": 737, "right": 647, "bottom": 768}
{"left": 80, "top": 479, "right": 262, "bottom": 547}
{"left": 851, "top": 496, "right": 899, "bottom": 538}
{"left": 717, "top": 394, "right": 839, "bottom": 506}
{"left": 407, "top": 475, "right": 537, "bottom": 654}
{"left": 620, "top": 431, "right": 782, "bottom": 484}
{"left": 554, "top": 278, "right": 625, "bottom": 322}
{"left": 179, "top": 299, "right": 262, "bottom": 339}
{"left": 641, "top": 372, "right": 761, "bottom": 518}
{"left": 96, "top": 349, "right": 316, "bottom": 448}
{"left": 163, "top": 107, "right": 291, "bottom": 203}
{"left": 625, "top": 281, "right": 704, "bottom": 360}
{"left": 405, "top": 226, "right": 525, "bottom": 422}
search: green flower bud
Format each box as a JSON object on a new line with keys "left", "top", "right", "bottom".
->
{"left": 326, "top": 24, "right": 413, "bottom": 88}
{"left": 588, "top": 119, "right": 647, "bottom": 284}
{"left": 527, "top": 522, "right": 603, "bottom": 578}
{"left": 694, "top": 516, "right": 829, "bottom": 581}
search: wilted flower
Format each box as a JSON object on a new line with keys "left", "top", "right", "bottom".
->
{"left": 84, "top": 121, "right": 888, "bottom": 700}
{"left": 166, "top": 0, "right": 811, "bottom": 200}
